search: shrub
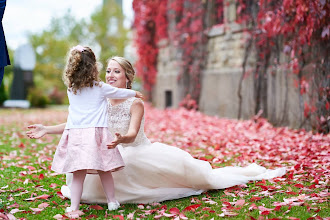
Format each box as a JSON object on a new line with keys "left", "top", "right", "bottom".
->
{"left": 0, "top": 81, "right": 8, "bottom": 106}
{"left": 27, "top": 87, "right": 49, "bottom": 108}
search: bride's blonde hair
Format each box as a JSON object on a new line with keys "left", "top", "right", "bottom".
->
{"left": 107, "top": 56, "right": 135, "bottom": 89}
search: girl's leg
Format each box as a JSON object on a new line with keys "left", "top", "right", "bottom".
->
{"left": 97, "top": 170, "right": 116, "bottom": 203}
{"left": 70, "top": 169, "right": 87, "bottom": 210}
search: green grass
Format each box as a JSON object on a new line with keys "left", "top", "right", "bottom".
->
{"left": 0, "top": 108, "right": 329, "bottom": 219}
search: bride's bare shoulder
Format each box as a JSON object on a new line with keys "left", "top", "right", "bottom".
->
{"left": 130, "top": 98, "right": 144, "bottom": 114}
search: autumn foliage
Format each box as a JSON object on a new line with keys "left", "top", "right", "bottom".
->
{"left": 236, "top": 0, "right": 329, "bottom": 133}
{"left": 132, "top": 0, "right": 329, "bottom": 133}
{"left": 132, "top": 0, "right": 168, "bottom": 100}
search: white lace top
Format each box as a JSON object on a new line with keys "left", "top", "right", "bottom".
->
{"left": 107, "top": 97, "right": 151, "bottom": 147}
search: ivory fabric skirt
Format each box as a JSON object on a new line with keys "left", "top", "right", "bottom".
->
{"left": 51, "top": 127, "right": 125, "bottom": 174}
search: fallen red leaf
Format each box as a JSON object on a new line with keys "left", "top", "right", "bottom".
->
{"left": 294, "top": 184, "right": 304, "bottom": 188}
{"left": 286, "top": 191, "right": 298, "bottom": 195}
{"left": 38, "top": 202, "right": 49, "bottom": 209}
{"left": 183, "top": 204, "right": 201, "bottom": 212}
{"left": 261, "top": 210, "right": 270, "bottom": 215}
{"left": 294, "top": 164, "right": 301, "bottom": 170}
{"left": 235, "top": 199, "right": 245, "bottom": 207}
{"left": 259, "top": 185, "right": 268, "bottom": 191}
{"left": 250, "top": 196, "right": 262, "bottom": 202}
{"left": 56, "top": 191, "right": 66, "bottom": 200}
{"left": 89, "top": 205, "right": 103, "bottom": 210}
{"left": 30, "top": 207, "right": 43, "bottom": 212}
{"left": 308, "top": 184, "right": 316, "bottom": 189}
{"left": 7, "top": 203, "right": 19, "bottom": 209}
{"left": 25, "top": 194, "right": 50, "bottom": 201}
{"left": 169, "top": 207, "right": 180, "bottom": 215}
{"left": 179, "top": 213, "right": 188, "bottom": 219}
{"left": 274, "top": 206, "right": 282, "bottom": 211}
{"left": 38, "top": 174, "right": 45, "bottom": 180}
{"left": 53, "top": 214, "right": 65, "bottom": 219}
{"left": 50, "top": 183, "right": 58, "bottom": 188}
{"left": 86, "top": 214, "right": 99, "bottom": 219}
{"left": 112, "top": 215, "right": 124, "bottom": 220}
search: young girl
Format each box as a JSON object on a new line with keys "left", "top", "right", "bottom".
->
{"left": 50, "top": 45, "right": 142, "bottom": 212}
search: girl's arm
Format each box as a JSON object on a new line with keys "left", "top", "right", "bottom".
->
{"left": 102, "top": 83, "right": 142, "bottom": 99}
{"left": 26, "top": 123, "right": 66, "bottom": 139}
{"left": 107, "top": 99, "right": 144, "bottom": 148}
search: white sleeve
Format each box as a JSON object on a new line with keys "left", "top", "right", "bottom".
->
{"left": 101, "top": 83, "right": 136, "bottom": 99}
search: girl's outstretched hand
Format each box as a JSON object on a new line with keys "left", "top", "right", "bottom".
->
{"left": 26, "top": 124, "right": 47, "bottom": 139}
{"left": 107, "top": 132, "right": 122, "bottom": 149}
{"left": 135, "top": 91, "right": 143, "bottom": 100}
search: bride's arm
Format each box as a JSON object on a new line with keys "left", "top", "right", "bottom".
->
{"left": 26, "top": 123, "right": 66, "bottom": 139}
{"left": 108, "top": 99, "right": 144, "bottom": 148}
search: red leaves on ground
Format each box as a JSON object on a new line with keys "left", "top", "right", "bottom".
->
{"left": 274, "top": 206, "right": 282, "bottom": 211}
{"left": 85, "top": 214, "right": 99, "bottom": 219}
{"left": 169, "top": 207, "right": 180, "bottom": 214}
{"left": 234, "top": 199, "right": 245, "bottom": 207}
{"left": 38, "top": 202, "right": 49, "bottom": 209}
{"left": 64, "top": 210, "right": 85, "bottom": 219}
{"left": 1, "top": 106, "right": 329, "bottom": 219}
{"left": 56, "top": 191, "right": 66, "bottom": 200}
{"left": 250, "top": 197, "right": 262, "bottom": 202}
{"left": 49, "top": 183, "right": 58, "bottom": 188}
{"left": 38, "top": 174, "right": 45, "bottom": 180}
{"left": 259, "top": 185, "right": 268, "bottom": 191}
{"left": 18, "top": 143, "right": 25, "bottom": 148}
{"left": 89, "top": 205, "right": 103, "bottom": 210}
{"left": 294, "top": 184, "right": 304, "bottom": 188}
{"left": 25, "top": 194, "right": 50, "bottom": 201}
{"left": 261, "top": 210, "right": 271, "bottom": 215}
{"left": 183, "top": 204, "right": 201, "bottom": 212}
{"left": 112, "top": 215, "right": 124, "bottom": 220}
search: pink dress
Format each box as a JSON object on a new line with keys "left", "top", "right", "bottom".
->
{"left": 51, "top": 127, "right": 124, "bottom": 174}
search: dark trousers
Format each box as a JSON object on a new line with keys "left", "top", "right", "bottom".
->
{"left": 0, "top": 67, "right": 3, "bottom": 86}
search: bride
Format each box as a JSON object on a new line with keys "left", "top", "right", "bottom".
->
{"left": 27, "top": 56, "right": 286, "bottom": 204}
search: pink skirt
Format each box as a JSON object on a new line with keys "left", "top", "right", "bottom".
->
{"left": 51, "top": 127, "right": 125, "bottom": 174}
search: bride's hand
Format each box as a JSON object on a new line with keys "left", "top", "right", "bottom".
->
{"left": 107, "top": 133, "right": 122, "bottom": 149}
{"left": 26, "top": 124, "right": 47, "bottom": 139}
{"left": 135, "top": 91, "right": 144, "bottom": 100}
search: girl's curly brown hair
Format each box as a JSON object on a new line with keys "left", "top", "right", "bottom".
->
{"left": 62, "top": 46, "right": 101, "bottom": 94}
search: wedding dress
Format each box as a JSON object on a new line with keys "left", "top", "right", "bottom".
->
{"left": 62, "top": 97, "right": 286, "bottom": 204}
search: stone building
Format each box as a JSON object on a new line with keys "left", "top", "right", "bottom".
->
{"left": 154, "top": 0, "right": 309, "bottom": 129}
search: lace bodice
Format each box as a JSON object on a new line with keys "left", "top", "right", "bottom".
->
{"left": 107, "top": 97, "right": 151, "bottom": 147}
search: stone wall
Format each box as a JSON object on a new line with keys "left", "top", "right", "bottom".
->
{"left": 199, "top": 24, "right": 252, "bottom": 119}
{"left": 155, "top": 40, "right": 181, "bottom": 109}
{"left": 154, "top": 1, "right": 310, "bottom": 129}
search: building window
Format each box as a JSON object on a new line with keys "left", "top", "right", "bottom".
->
{"left": 206, "top": 0, "right": 224, "bottom": 28}
{"left": 215, "top": 0, "right": 224, "bottom": 25}
{"left": 165, "top": 90, "right": 172, "bottom": 108}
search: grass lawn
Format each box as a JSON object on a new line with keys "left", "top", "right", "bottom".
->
{"left": 0, "top": 107, "right": 329, "bottom": 220}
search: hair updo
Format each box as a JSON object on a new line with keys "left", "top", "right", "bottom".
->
{"left": 108, "top": 56, "right": 135, "bottom": 89}
{"left": 62, "top": 46, "right": 100, "bottom": 94}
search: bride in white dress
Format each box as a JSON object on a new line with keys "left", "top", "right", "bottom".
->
{"left": 27, "top": 56, "right": 286, "bottom": 204}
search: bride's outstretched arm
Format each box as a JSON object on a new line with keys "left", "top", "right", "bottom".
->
{"left": 107, "top": 99, "right": 144, "bottom": 148}
{"left": 26, "top": 123, "right": 66, "bottom": 139}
